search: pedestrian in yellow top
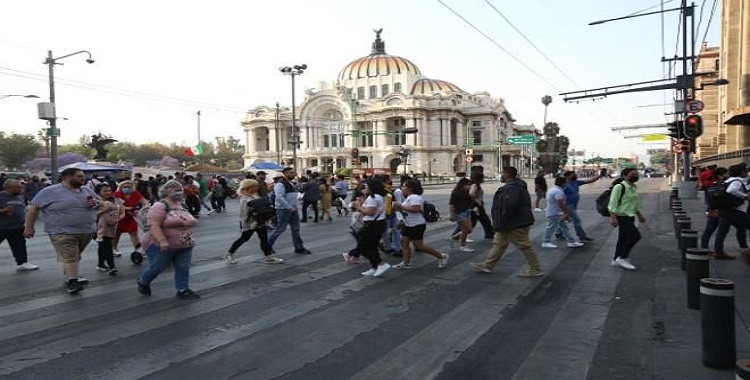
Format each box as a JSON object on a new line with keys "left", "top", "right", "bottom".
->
{"left": 608, "top": 168, "right": 646, "bottom": 270}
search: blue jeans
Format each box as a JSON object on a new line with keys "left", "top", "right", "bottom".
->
{"left": 714, "top": 209, "right": 749, "bottom": 254}
{"left": 556, "top": 207, "right": 586, "bottom": 238}
{"left": 543, "top": 215, "right": 576, "bottom": 243}
{"left": 139, "top": 244, "right": 193, "bottom": 291}
{"left": 700, "top": 215, "right": 719, "bottom": 249}
{"left": 267, "top": 209, "right": 304, "bottom": 250}
{"left": 384, "top": 215, "right": 401, "bottom": 252}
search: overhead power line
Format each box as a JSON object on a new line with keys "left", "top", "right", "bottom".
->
{"left": 700, "top": 0, "right": 719, "bottom": 48}
{"left": 435, "top": 0, "right": 560, "bottom": 90}
{"left": 0, "top": 65, "right": 249, "bottom": 113}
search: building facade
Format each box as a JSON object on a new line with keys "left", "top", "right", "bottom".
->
{"left": 694, "top": 43, "right": 720, "bottom": 159}
{"left": 242, "top": 31, "right": 527, "bottom": 176}
{"left": 718, "top": 0, "right": 750, "bottom": 151}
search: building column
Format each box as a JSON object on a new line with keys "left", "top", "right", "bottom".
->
{"left": 375, "top": 120, "right": 387, "bottom": 148}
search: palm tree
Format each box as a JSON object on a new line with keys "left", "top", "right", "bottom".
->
{"left": 541, "top": 95, "right": 552, "bottom": 125}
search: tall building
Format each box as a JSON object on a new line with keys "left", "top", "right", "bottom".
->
{"left": 242, "top": 30, "right": 521, "bottom": 176}
{"left": 694, "top": 43, "right": 720, "bottom": 159}
{"left": 718, "top": 0, "right": 750, "bottom": 152}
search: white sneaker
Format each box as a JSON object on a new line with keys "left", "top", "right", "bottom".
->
{"left": 393, "top": 262, "right": 411, "bottom": 269}
{"left": 610, "top": 259, "right": 619, "bottom": 267}
{"left": 541, "top": 242, "right": 558, "bottom": 248}
{"left": 361, "top": 268, "right": 377, "bottom": 276}
{"left": 465, "top": 238, "right": 475, "bottom": 243}
{"left": 567, "top": 242, "right": 585, "bottom": 248}
{"left": 615, "top": 257, "right": 636, "bottom": 270}
{"left": 459, "top": 246, "right": 474, "bottom": 253}
{"left": 534, "top": 208, "right": 543, "bottom": 212}
{"left": 16, "top": 262, "right": 39, "bottom": 271}
{"left": 373, "top": 263, "right": 391, "bottom": 277}
{"left": 438, "top": 253, "right": 450, "bottom": 268}
{"left": 113, "top": 250, "right": 122, "bottom": 257}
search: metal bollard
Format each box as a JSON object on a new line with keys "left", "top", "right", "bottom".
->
{"left": 680, "top": 230, "right": 698, "bottom": 271}
{"left": 673, "top": 212, "right": 687, "bottom": 231}
{"left": 686, "top": 248, "right": 709, "bottom": 309}
{"left": 701, "top": 278, "right": 736, "bottom": 369}
{"left": 672, "top": 200, "right": 683, "bottom": 210}
{"left": 737, "top": 359, "right": 750, "bottom": 379}
{"left": 671, "top": 188, "right": 679, "bottom": 198}
{"left": 675, "top": 218, "right": 692, "bottom": 243}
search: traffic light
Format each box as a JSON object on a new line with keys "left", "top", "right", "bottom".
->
{"left": 683, "top": 115, "right": 703, "bottom": 139}
{"left": 680, "top": 139, "right": 690, "bottom": 153}
{"left": 667, "top": 120, "right": 683, "bottom": 139}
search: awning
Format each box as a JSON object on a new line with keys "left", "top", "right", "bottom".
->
{"left": 724, "top": 106, "right": 750, "bottom": 125}
{"left": 58, "top": 162, "right": 129, "bottom": 173}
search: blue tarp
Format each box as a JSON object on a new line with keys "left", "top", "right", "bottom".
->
{"left": 246, "top": 162, "right": 284, "bottom": 170}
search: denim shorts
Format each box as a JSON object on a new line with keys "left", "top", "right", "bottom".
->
{"left": 455, "top": 210, "right": 471, "bottom": 222}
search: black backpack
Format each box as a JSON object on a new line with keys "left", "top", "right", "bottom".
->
{"left": 422, "top": 202, "right": 440, "bottom": 223}
{"left": 246, "top": 197, "right": 276, "bottom": 224}
{"left": 595, "top": 180, "right": 626, "bottom": 217}
{"left": 706, "top": 179, "right": 745, "bottom": 210}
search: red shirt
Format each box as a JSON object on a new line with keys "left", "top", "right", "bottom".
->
{"left": 698, "top": 170, "right": 714, "bottom": 189}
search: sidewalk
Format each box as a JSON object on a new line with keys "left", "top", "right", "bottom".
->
{"left": 643, "top": 193, "right": 750, "bottom": 378}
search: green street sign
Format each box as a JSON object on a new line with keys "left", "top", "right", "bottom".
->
{"left": 45, "top": 127, "right": 60, "bottom": 137}
{"left": 507, "top": 134, "right": 535, "bottom": 145}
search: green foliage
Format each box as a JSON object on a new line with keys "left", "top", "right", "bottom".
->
{"left": 0, "top": 132, "right": 41, "bottom": 170}
{"left": 536, "top": 122, "right": 570, "bottom": 174}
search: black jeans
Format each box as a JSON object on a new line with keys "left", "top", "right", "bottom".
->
{"left": 714, "top": 209, "right": 750, "bottom": 254}
{"left": 471, "top": 204, "right": 493, "bottom": 238}
{"left": 211, "top": 195, "right": 226, "bottom": 211}
{"left": 301, "top": 200, "right": 319, "bottom": 222}
{"left": 0, "top": 227, "right": 28, "bottom": 265}
{"left": 358, "top": 219, "right": 387, "bottom": 268}
{"left": 97, "top": 236, "right": 115, "bottom": 269}
{"left": 700, "top": 215, "right": 719, "bottom": 249}
{"left": 186, "top": 195, "right": 201, "bottom": 216}
{"left": 228, "top": 227, "right": 272, "bottom": 256}
{"left": 614, "top": 216, "right": 641, "bottom": 259}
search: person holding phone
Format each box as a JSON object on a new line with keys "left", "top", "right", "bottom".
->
{"left": 24, "top": 168, "right": 98, "bottom": 294}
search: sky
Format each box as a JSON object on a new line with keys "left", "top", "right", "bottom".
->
{"left": 0, "top": 0, "right": 718, "bottom": 161}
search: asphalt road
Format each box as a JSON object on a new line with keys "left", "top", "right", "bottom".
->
{"left": 0, "top": 177, "right": 745, "bottom": 379}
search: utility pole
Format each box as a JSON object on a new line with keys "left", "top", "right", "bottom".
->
{"left": 197, "top": 110, "right": 201, "bottom": 144}
{"left": 275, "top": 102, "right": 281, "bottom": 164}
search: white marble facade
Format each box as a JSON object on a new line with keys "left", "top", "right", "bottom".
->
{"left": 242, "top": 30, "right": 527, "bottom": 176}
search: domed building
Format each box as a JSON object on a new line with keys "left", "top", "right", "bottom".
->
{"left": 242, "top": 30, "right": 527, "bottom": 176}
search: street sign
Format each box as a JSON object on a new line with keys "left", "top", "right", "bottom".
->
{"left": 45, "top": 127, "right": 60, "bottom": 137}
{"left": 641, "top": 134, "right": 666, "bottom": 142}
{"left": 684, "top": 99, "right": 704, "bottom": 114}
{"left": 465, "top": 156, "right": 473, "bottom": 163}
{"left": 507, "top": 135, "right": 535, "bottom": 145}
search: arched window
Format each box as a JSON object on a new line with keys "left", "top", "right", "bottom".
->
{"left": 322, "top": 110, "right": 345, "bottom": 148}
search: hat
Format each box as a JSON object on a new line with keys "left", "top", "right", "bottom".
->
{"left": 281, "top": 167, "right": 294, "bottom": 173}
{"left": 256, "top": 171, "right": 267, "bottom": 176}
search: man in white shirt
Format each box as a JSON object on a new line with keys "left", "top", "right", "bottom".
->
{"left": 541, "top": 176, "right": 583, "bottom": 249}
{"left": 714, "top": 163, "right": 750, "bottom": 260}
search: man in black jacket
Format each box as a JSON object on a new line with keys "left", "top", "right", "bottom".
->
{"left": 470, "top": 166, "right": 543, "bottom": 277}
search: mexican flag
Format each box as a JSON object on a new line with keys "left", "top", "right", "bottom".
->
{"left": 184, "top": 144, "right": 204, "bottom": 157}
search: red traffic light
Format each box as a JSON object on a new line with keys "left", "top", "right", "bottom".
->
{"left": 683, "top": 115, "right": 703, "bottom": 138}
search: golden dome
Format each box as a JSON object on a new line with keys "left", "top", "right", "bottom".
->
{"left": 410, "top": 78, "right": 463, "bottom": 96}
{"left": 338, "top": 29, "right": 421, "bottom": 81}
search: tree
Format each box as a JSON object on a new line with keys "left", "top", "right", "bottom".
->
{"left": 535, "top": 122, "right": 569, "bottom": 174}
{"left": 146, "top": 156, "right": 180, "bottom": 168}
{"left": 0, "top": 132, "right": 41, "bottom": 170}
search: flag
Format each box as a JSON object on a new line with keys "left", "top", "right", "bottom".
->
{"left": 184, "top": 144, "right": 204, "bottom": 157}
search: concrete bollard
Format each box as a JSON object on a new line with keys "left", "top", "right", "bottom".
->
{"left": 673, "top": 212, "right": 687, "bottom": 231}
{"left": 686, "top": 248, "right": 710, "bottom": 309}
{"left": 680, "top": 230, "right": 698, "bottom": 271}
{"left": 671, "top": 199, "right": 682, "bottom": 210}
{"left": 671, "top": 187, "right": 679, "bottom": 198}
{"left": 675, "top": 218, "right": 692, "bottom": 243}
{"left": 701, "top": 278, "right": 736, "bottom": 369}
{"left": 737, "top": 359, "right": 750, "bottom": 379}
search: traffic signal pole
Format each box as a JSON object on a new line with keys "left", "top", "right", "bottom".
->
{"left": 680, "top": 0, "right": 693, "bottom": 182}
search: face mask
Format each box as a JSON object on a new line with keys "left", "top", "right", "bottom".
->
{"left": 122, "top": 188, "right": 132, "bottom": 194}
{"left": 571, "top": 176, "right": 578, "bottom": 181}
{"left": 630, "top": 176, "right": 639, "bottom": 183}
{"left": 170, "top": 191, "right": 184, "bottom": 201}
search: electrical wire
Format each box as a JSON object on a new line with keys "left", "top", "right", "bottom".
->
{"left": 694, "top": 0, "right": 708, "bottom": 50}
{"left": 0, "top": 65, "right": 249, "bottom": 113}
{"left": 435, "top": 0, "right": 560, "bottom": 90}
{"left": 700, "top": 0, "right": 719, "bottom": 49}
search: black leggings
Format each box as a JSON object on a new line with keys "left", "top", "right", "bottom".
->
{"left": 97, "top": 236, "right": 115, "bottom": 268}
{"left": 358, "top": 219, "right": 387, "bottom": 268}
{"left": 228, "top": 227, "right": 272, "bottom": 256}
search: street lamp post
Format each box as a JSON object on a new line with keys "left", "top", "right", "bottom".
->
{"left": 279, "top": 64, "right": 307, "bottom": 170}
{"left": 43, "top": 50, "right": 94, "bottom": 182}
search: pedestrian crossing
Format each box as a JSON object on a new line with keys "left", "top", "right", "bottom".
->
{"left": 0, "top": 184, "right": 653, "bottom": 379}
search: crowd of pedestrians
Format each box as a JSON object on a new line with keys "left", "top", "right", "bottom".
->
{"left": 9, "top": 161, "right": 727, "bottom": 299}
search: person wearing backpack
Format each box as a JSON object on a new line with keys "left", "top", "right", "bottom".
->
{"left": 713, "top": 163, "right": 750, "bottom": 260}
{"left": 608, "top": 168, "right": 646, "bottom": 270}
{"left": 224, "top": 179, "right": 283, "bottom": 265}
{"left": 470, "top": 166, "right": 543, "bottom": 277}
{"left": 700, "top": 167, "right": 729, "bottom": 254}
